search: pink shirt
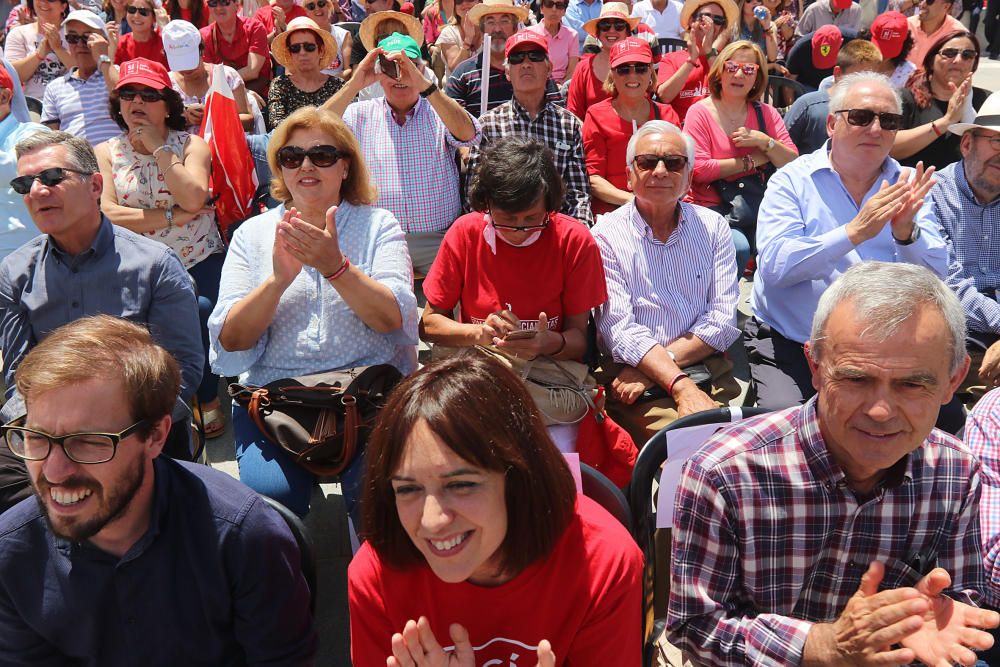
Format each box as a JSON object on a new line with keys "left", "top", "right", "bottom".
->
{"left": 526, "top": 22, "right": 580, "bottom": 83}
{"left": 906, "top": 14, "right": 965, "bottom": 66}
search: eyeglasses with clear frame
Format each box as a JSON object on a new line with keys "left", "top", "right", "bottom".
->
{"left": 488, "top": 210, "right": 552, "bottom": 232}
{"left": 1, "top": 416, "right": 149, "bottom": 464}
{"left": 971, "top": 131, "right": 1000, "bottom": 150}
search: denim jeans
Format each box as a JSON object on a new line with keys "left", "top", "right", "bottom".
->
{"left": 731, "top": 227, "right": 751, "bottom": 277}
{"left": 188, "top": 252, "right": 225, "bottom": 405}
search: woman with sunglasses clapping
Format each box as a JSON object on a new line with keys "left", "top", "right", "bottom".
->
{"left": 583, "top": 37, "right": 678, "bottom": 215}
{"left": 95, "top": 58, "right": 226, "bottom": 435}
{"left": 112, "top": 0, "right": 170, "bottom": 68}
{"left": 267, "top": 16, "right": 345, "bottom": 130}
{"left": 682, "top": 40, "right": 795, "bottom": 272}
{"left": 209, "top": 106, "right": 417, "bottom": 520}
{"left": 892, "top": 30, "right": 989, "bottom": 170}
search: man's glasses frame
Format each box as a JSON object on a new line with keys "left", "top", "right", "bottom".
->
{"left": 1, "top": 416, "right": 149, "bottom": 465}
{"left": 834, "top": 108, "right": 904, "bottom": 131}
{"left": 971, "top": 131, "right": 1000, "bottom": 150}
{"left": 64, "top": 32, "right": 95, "bottom": 44}
{"left": 288, "top": 41, "right": 319, "bottom": 53}
{"left": 507, "top": 50, "right": 547, "bottom": 65}
{"left": 632, "top": 153, "right": 688, "bottom": 172}
{"left": 10, "top": 167, "right": 90, "bottom": 195}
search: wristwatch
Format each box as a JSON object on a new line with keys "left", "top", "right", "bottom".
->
{"left": 667, "top": 350, "right": 677, "bottom": 361}
{"left": 98, "top": 54, "right": 112, "bottom": 67}
{"left": 892, "top": 224, "right": 921, "bottom": 246}
{"left": 765, "top": 137, "right": 776, "bottom": 152}
{"left": 419, "top": 82, "right": 438, "bottom": 98}
{"left": 164, "top": 206, "right": 174, "bottom": 229}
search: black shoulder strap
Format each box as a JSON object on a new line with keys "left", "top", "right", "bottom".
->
{"left": 752, "top": 101, "right": 767, "bottom": 135}
{"left": 651, "top": 103, "right": 660, "bottom": 121}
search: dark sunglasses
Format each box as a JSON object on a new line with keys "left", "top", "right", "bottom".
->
{"left": 692, "top": 11, "right": 727, "bottom": 25}
{"left": 542, "top": 0, "right": 568, "bottom": 7}
{"left": 507, "top": 50, "right": 547, "bottom": 64}
{"left": 835, "top": 108, "right": 904, "bottom": 131}
{"left": 614, "top": 63, "right": 650, "bottom": 75}
{"left": 938, "top": 47, "right": 977, "bottom": 60}
{"left": 632, "top": 153, "right": 688, "bottom": 172}
{"left": 304, "top": 0, "right": 328, "bottom": 8}
{"left": 207, "top": 0, "right": 234, "bottom": 7}
{"left": 119, "top": 87, "right": 165, "bottom": 102}
{"left": 126, "top": 5, "right": 152, "bottom": 15}
{"left": 10, "top": 167, "right": 89, "bottom": 195}
{"left": 276, "top": 144, "right": 344, "bottom": 169}
{"left": 489, "top": 210, "right": 551, "bottom": 232}
{"left": 723, "top": 60, "right": 759, "bottom": 75}
{"left": 288, "top": 41, "right": 319, "bottom": 53}
{"left": 597, "top": 19, "right": 630, "bottom": 32}
{"left": 64, "top": 32, "right": 91, "bottom": 44}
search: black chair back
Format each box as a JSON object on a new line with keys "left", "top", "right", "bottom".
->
{"left": 580, "top": 462, "right": 632, "bottom": 531}
{"left": 261, "top": 495, "right": 318, "bottom": 615}
{"left": 765, "top": 75, "right": 808, "bottom": 114}
{"left": 657, "top": 37, "right": 688, "bottom": 55}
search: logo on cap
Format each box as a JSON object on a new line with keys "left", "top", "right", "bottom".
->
{"left": 820, "top": 45, "right": 830, "bottom": 57}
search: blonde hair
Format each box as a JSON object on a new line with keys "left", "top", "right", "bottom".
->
{"left": 707, "top": 40, "right": 768, "bottom": 102}
{"left": 268, "top": 106, "right": 377, "bottom": 206}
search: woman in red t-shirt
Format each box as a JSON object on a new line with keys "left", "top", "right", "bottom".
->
{"left": 566, "top": 2, "right": 638, "bottom": 120}
{"left": 583, "top": 36, "right": 679, "bottom": 216}
{"left": 113, "top": 0, "right": 170, "bottom": 68}
{"left": 165, "top": 0, "right": 210, "bottom": 28}
{"left": 349, "top": 354, "right": 643, "bottom": 667}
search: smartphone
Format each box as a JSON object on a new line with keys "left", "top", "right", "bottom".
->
{"left": 378, "top": 53, "right": 400, "bottom": 80}
{"left": 504, "top": 330, "right": 538, "bottom": 341}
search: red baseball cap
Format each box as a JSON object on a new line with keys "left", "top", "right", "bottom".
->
{"left": 115, "top": 57, "right": 173, "bottom": 90}
{"left": 871, "top": 11, "right": 908, "bottom": 60}
{"left": 504, "top": 30, "right": 549, "bottom": 58}
{"left": 811, "top": 25, "right": 843, "bottom": 69}
{"left": 609, "top": 37, "right": 654, "bottom": 68}
{"left": 0, "top": 66, "right": 13, "bottom": 92}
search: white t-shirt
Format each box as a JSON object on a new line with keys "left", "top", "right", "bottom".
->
{"left": 4, "top": 23, "right": 66, "bottom": 100}
{"left": 630, "top": 0, "right": 683, "bottom": 39}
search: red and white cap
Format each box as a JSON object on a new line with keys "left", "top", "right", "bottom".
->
{"left": 116, "top": 58, "right": 173, "bottom": 90}
{"left": 609, "top": 37, "right": 654, "bottom": 68}
{"left": 871, "top": 11, "right": 908, "bottom": 60}
{"left": 504, "top": 29, "right": 549, "bottom": 58}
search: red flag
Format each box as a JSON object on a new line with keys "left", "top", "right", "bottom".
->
{"left": 199, "top": 64, "right": 258, "bottom": 240}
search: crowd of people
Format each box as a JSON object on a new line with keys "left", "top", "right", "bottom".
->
{"left": 0, "top": 0, "right": 998, "bottom": 662}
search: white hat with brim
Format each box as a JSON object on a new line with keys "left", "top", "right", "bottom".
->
{"left": 359, "top": 10, "right": 424, "bottom": 51}
{"left": 679, "top": 0, "right": 739, "bottom": 31}
{"left": 467, "top": 0, "right": 530, "bottom": 27}
{"left": 62, "top": 9, "right": 109, "bottom": 37}
{"left": 582, "top": 2, "right": 640, "bottom": 37}
{"left": 272, "top": 17, "right": 339, "bottom": 69}
{"left": 950, "top": 89, "right": 1000, "bottom": 136}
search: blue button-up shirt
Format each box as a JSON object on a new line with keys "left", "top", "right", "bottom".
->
{"left": 0, "top": 217, "right": 203, "bottom": 420}
{"left": 0, "top": 457, "right": 316, "bottom": 665}
{"left": 930, "top": 160, "right": 1000, "bottom": 336}
{"left": 752, "top": 143, "right": 949, "bottom": 343}
{"left": 0, "top": 114, "right": 48, "bottom": 262}
{"left": 563, "top": 0, "right": 603, "bottom": 49}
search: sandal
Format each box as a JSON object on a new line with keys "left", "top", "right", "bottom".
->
{"left": 202, "top": 406, "right": 227, "bottom": 439}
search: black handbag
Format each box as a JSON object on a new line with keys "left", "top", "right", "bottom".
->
{"left": 228, "top": 364, "right": 402, "bottom": 476}
{"left": 711, "top": 102, "right": 774, "bottom": 242}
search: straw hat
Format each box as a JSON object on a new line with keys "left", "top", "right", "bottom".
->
{"left": 950, "top": 89, "right": 1000, "bottom": 135}
{"left": 359, "top": 10, "right": 424, "bottom": 51}
{"left": 467, "top": 0, "right": 530, "bottom": 27}
{"left": 582, "top": 2, "right": 640, "bottom": 37}
{"left": 272, "top": 17, "right": 339, "bottom": 69}
{"left": 678, "top": 0, "right": 738, "bottom": 31}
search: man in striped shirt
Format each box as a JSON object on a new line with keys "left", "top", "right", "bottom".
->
{"left": 592, "top": 120, "right": 739, "bottom": 446}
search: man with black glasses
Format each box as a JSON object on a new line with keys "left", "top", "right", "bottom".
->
{"left": 748, "top": 71, "right": 948, "bottom": 415}
{"left": 0, "top": 315, "right": 316, "bottom": 664}
{"left": 465, "top": 30, "right": 592, "bottom": 225}
{"left": 0, "top": 131, "right": 202, "bottom": 513}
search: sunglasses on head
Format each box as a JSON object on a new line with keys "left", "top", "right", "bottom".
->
{"left": 723, "top": 60, "right": 759, "bottom": 75}
{"left": 597, "top": 19, "right": 630, "bottom": 31}
{"left": 288, "top": 41, "right": 318, "bottom": 53}
{"left": 304, "top": 0, "right": 327, "bottom": 8}
{"left": 692, "top": 11, "right": 727, "bottom": 25}
{"left": 835, "top": 108, "right": 904, "bottom": 131}
{"left": 207, "top": 0, "right": 234, "bottom": 7}
{"left": 614, "top": 62, "right": 650, "bottom": 75}
{"left": 126, "top": 5, "right": 151, "bottom": 15}
{"left": 507, "top": 50, "right": 547, "bottom": 64}
{"left": 542, "top": 0, "right": 568, "bottom": 7}
{"left": 276, "top": 144, "right": 344, "bottom": 169}
{"left": 10, "top": 167, "right": 89, "bottom": 195}
{"left": 119, "top": 87, "right": 165, "bottom": 102}
{"left": 938, "top": 47, "right": 977, "bottom": 60}
{"left": 64, "top": 32, "right": 91, "bottom": 44}
{"left": 633, "top": 153, "right": 687, "bottom": 172}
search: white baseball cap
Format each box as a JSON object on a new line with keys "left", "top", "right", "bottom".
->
{"left": 162, "top": 20, "right": 202, "bottom": 72}
{"left": 62, "top": 9, "right": 108, "bottom": 37}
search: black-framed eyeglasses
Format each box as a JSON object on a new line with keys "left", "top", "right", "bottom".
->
{"left": 597, "top": 19, "right": 630, "bottom": 32}
{"left": 488, "top": 210, "right": 552, "bottom": 232}
{"left": 276, "top": 144, "right": 345, "bottom": 169}
{"left": 971, "top": 131, "right": 1000, "bottom": 150}
{"left": 10, "top": 167, "right": 90, "bottom": 195}
{"left": 64, "top": 32, "right": 93, "bottom": 44}
{"left": 632, "top": 153, "right": 688, "bottom": 172}
{"left": 288, "top": 41, "right": 319, "bottom": 53}
{"left": 614, "top": 62, "right": 649, "bottom": 75}
{"left": 304, "top": 0, "right": 328, "bottom": 8}
{"left": 126, "top": 5, "right": 152, "bottom": 15}
{"left": 542, "top": 0, "right": 568, "bottom": 8}
{"left": 507, "top": 50, "right": 547, "bottom": 64}
{"left": 834, "top": 108, "right": 904, "bottom": 131}
{"left": 2, "top": 416, "right": 149, "bottom": 464}
{"left": 938, "top": 47, "right": 977, "bottom": 61}
{"left": 119, "top": 87, "right": 166, "bottom": 102}
{"left": 692, "top": 11, "right": 727, "bottom": 25}
{"left": 207, "top": 0, "right": 234, "bottom": 7}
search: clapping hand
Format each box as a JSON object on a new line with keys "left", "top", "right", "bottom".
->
{"left": 276, "top": 204, "right": 345, "bottom": 277}
{"left": 388, "top": 617, "right": 556, "bottom": 667}
{"left": 890, "top": 161, "right": 936, "bottom": 241}
{"left": 272, "top": 207, "right": 304, "bottom": 287}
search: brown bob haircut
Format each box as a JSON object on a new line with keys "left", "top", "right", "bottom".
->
{"left": 361, "top": 352, "right": 577, "bottom": 576}
{"left": 707, "top": 39, "right": 768, "bottom": 102}
{"left": 15, "top": 315, "right": 180, "bottom": 440}
{"left": 109, "top": 86, "right": 188, "bottom": 132}
{"left": 268, "top": 106, "right": 377, "bottom": 206}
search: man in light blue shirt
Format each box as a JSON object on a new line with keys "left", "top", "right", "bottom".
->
{"left": 748, "top": 71, "right": 948, "bottom": 413}
{"left": 564, "top": 0, "right": 602, "bottom": 49}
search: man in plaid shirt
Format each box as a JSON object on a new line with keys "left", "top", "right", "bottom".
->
{"left": 668, "top": 262, "right": 1000, "bottom": 667}
{"left": 464, "top": 30, "right": 593, "bottom": 226}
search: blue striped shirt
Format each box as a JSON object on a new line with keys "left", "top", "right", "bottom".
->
{"left": 930, "top": 160, "right": 1000, "bottom": 335}
{"left": 592, "top": 200, "right": 740, "bottom": 367}
{"left": 40, "top": 69, "right": 120, "bottom": 145}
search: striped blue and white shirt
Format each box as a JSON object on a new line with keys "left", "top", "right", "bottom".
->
{"left": 930, "top": 160, "right": 1000, "bottom": 336}
{"left": 40, "top": 69, "right": 120, "bottom": 145}
{"left": 592, "top": 200, "right": 740, "bottom": 367}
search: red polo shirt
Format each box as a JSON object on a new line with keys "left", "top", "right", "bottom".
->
{"left": 200, "top": 15, "right": 271, "bottom": 82}
{"left": 253, "top": 2, "right": 307, "bottom": 34}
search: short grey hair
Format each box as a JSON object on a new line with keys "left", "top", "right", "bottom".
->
{"left": 15, "top": 131, "right": 99, "bottom": 175}
{"left": 810, "top": 262, "right": 968, "bottom": 375}
{"left": 828, "top": 71, "right": 902, "bottom": 116}
{"left": 625, "top": 120, "right": 696, "bottom": 173}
